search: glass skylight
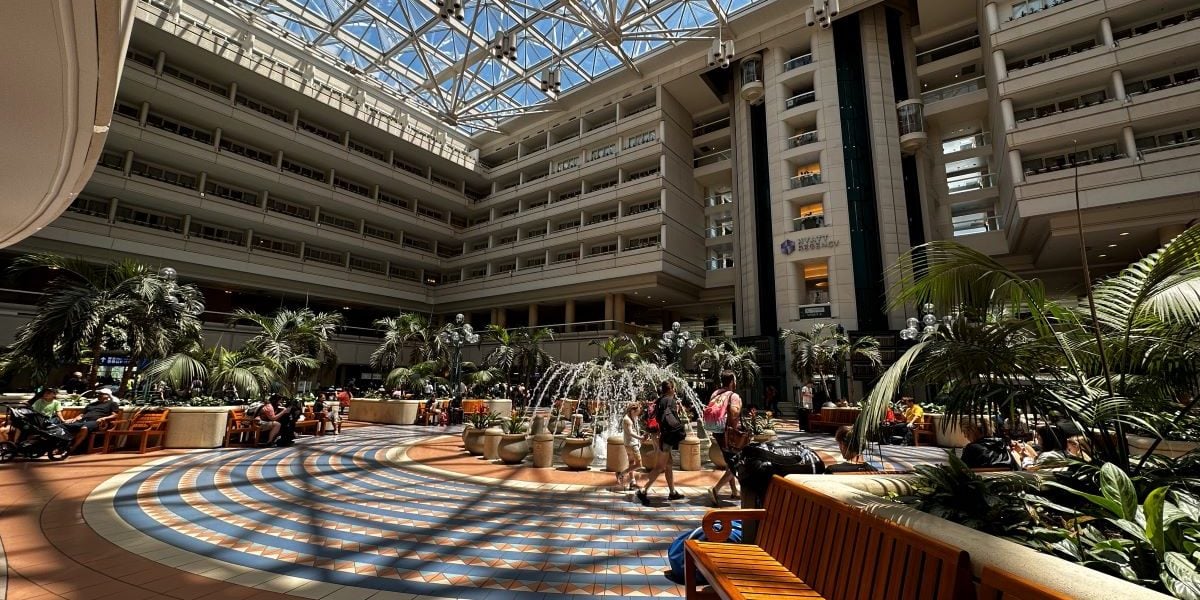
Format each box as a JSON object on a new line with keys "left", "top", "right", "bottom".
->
{"left": 215, "top": 0, "right": 767, "bottom": 134}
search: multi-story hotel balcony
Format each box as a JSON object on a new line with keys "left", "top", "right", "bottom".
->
{"left": 922, "top": 75, "right": 988, "bottom": 120}
{"left": 779, "top": 52, "right": 816, "bottom": 87}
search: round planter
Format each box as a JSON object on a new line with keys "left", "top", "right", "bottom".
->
{"left": 551, "top": 419, "right": 567, "bottom": 435}
{"left": 498, "top": 433, "right": 530, "bottom": 464}
{"left": 708, "top": 442, "right": 727, "bottom": 469}
{"left": 560, "top": 437, "right": 595, "bottom": 470}
{"left": 605, "top": 435, "right": 627, "bottom": 473}
{"left": 163, "top": 406, "right": 240, "bottom": 449}
{"left": 482, "top": 426, "right": 504, "bottom": 460}
{"left": 1128, "top": 434, "right": 1200, "bottom": 459}
{"left": 463, "top": 427, "right": 486, "bottom": 456}
{"left": 754, "top": 429, "right": 777, "bottom": 444}
{"left": 397, "top": 399, "right": 421, "bottom": 425}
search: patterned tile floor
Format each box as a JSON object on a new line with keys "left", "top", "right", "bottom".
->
{"left": 0, "top": 424, "right": 951, "bottom": 600}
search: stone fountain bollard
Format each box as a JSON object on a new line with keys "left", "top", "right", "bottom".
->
{"left": 679, "top": 423, "right": 702, "bottom": 471}
{"left": 606, "top": 434, "right": 627, "bottom": 473}
{"left": 531, "top": 415, "right": 555, "bottom": 468}
{"left": 483, "top": 424, "right": 504, "bottom": 460}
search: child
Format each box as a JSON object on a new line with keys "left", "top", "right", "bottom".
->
{"left": 617, "top": 402, "right": 645, "bottom": 490}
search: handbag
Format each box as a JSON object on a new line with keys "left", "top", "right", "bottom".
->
{"left": 722, "top": 394, "right": 752, "bottom": 451}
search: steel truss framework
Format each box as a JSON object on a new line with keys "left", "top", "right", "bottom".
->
{"left": 215, "top": 0, "right": 766, "bottom": 134}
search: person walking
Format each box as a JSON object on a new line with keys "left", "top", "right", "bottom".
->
{"left": 798, "top": 379, "right": 814, "bottom": 431}
{"left": 617, "top": 402, "right": 645, "bottom": 490}
{"left": 707, "top": 370, "right": 744, "bottom": 505}
{"left": 637, "top": 380, "right": 686, "bottom": 505}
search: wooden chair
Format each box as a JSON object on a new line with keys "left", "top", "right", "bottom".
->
{"left": 99, "top": 409, "right": 169, "bottom": 454}
{"left": 224, "top": 408, "right": 259, "bottom": 447}
{"left": 295, "top": 407, "right": 321, "bottom": 436}
{"left": 913, "top": 421, "right": 937, "bottom": 446}
{"left": 978, "top": 565, "right": 1071, "bottom": 600}
{"left": 684, "top": 475, "right": 973, "bottom": 600}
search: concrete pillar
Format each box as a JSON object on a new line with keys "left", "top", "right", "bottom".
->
{"left": 528, "top": 304, "right": 539, "bottom": 327}
{"left": 1100, "top": 17, "right": 1114, "bottom": 47}
{"left": 245, "top": 228, "right": 254, "bottom": 248}
{"left": 212, "top": 127, "right": 222, "bottom": 150}
{"left": 343, "top": 130, "right": 352, "bottom": 149}
{"left": 290, "top": 108, "right": 300, "bottom": 129}
{"left": 259, "top": 190, "right": 270, "bottom": 210}
{"left": 604, "top": 293, "right": 614, "bottom": 325}
{"left": 107, "top": 197, "right": 119, "bottom": 223}
{"left": 386, "top": 149, "right": 395, "bottom": 166}
{"left": 1122, "top": 126, "right": 1137, "bottom": 159}
{"left": 371, "top": 184, "right": 380, "bottom": 200}
{"left": 328, "top": 168, "right": 337, "bottom": 190}
{"left": 154, "top": 51, "right": 166, "bottom": 75}
{"left": 227, "top": 81, "right": 238, "bottom": 103}
{"left": 274, "top": 150, "right": 284, "bottom": 170}
{"left": 1008, "top": 150, "right": 1024, "bottom": 184}
{"left": 359, "top": 219, "right": 367, "bottom": 235}
{"left": 1111, "top": 70, "right": 1126, "bottom": 101}
{"left": 985, "top": 3, "right": 999, "bottom": 33}
{"left": 122, "top": 150, "right": 135, "bottom": 176}
{"left": 496, "top": 308, "right": 507, "bottom": 328}
{"left": 197, "top": 172, "right": 207, "bottom": 193}
{"left": 613, "top": 293, "right": 626, "bottom": 327}
{"left": 1000, "top": 98, "right": 1016, "bottom": 131}
{"left": 992, "top": 50, "right": 1007, "bottom": 81}
{"left": 313, "top": 206, "right": 321, "bottom": 224}
{"left": 298, "top": 241, "right": 306, "bottom": 259}
{"left": 138, "top": 102, "right": 150, "bottom": 126}
{"left": 1158, "top": 224, "right": 1186, "bottom": 245}
{"left": 565, "top": 299, "right": 576, "bottom": 333}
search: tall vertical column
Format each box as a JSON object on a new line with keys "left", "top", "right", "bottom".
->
{"left": 1111, "top": 70, "right": 1126, "bottom": 101}
{"left": 613, "top": 294, "right": 626, "bottom": 331}
{"left": 122, "top": 150, "right": 135, "bottom": 176}
{"left": 245, "top": 228, "right": 254, "bottom": 248}
{"left": 528, "top": 304, "right": 539, "bottom": 327}
{"left": 182, "top": 214, "right": 192, "bottom": 236}
{"left": 227, "top": 81, "right": 238, "bottom": 104}
{"left": 603, "top": 293, "right": 614, "bottom": 326}
{"left": 1122, "top": 126, "right": 1138, "bottom": 159}
{"left": 564, "top": 299, "right": 576, "bottom": 333}
{"left": 1100, "top": 18, "right": 1114, "bottom": 47}
{"left": 985, "top": 3, "right": 1000, "bottom": 34}
{"left": 1008, "top": 150, "right": 1024, "bottom": 184}
{"left": 196, "top": 172, "right": 207, "bottom": 193}
{"left": 290, "top": 109, "right": 300, "bottom": 129}
{"left": 992, "top": 50, "right": 1008, "bottom": 81}
{"left": 212, "top": 127, "right": 222, "bottom": 150}
{"left": 154, "top": 51, "right": 166, "bottom": 75}
{"left": 1001, "top": 98, "right": 1016, "bottom": 131}
{"left": 138, "top": 102, "right": 150, "bottom": 126}
{"left": 108, "top": 198, "right": 120, "bottom": 223}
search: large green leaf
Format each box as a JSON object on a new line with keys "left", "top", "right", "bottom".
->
{"left": 1145, "top": 486, "right": 1169, "bottom": 558}
{"left": 1100, "top": 463, "right": 1139, "bottom": 520}
{"left": 1163, "top": 552, "right": 1200, "bottom": 600}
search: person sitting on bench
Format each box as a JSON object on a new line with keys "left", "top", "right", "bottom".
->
{"left": 63, "top": 388, "right": 120, "bottom": 452}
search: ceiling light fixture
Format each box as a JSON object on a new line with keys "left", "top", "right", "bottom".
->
{"left": 1119, "top": 232, "right": 1130, "bottom": 236}
{"left": 1107, "top": 243, "right": 1117, "bottom": 248}
{"left": 492, "top": 31, "right": 518, "bottom": 60}
{"left": 540, "top": 67, "right": 562, "bottom": 93}
{"left": 436, "top": 0, "right": 464, "bottom": 21}
{"left": 342, "top": 305, "right": 350, "bottom": 310}
{"left": 1098, "top": 254, "right": 1107, "bottom": 258}
{"left": 708, "top": 38, "right": 735, "bottom": 68}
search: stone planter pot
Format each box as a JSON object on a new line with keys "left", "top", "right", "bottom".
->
{"left": 487, "top": 398, "right": 512, "bottom": 418}
{"left": 551, "top": 419, "right": 566, "bottom": 435}
{"left": 606, "top": 435, "right": 627, "bottom": 473}
{"left": 163, "top": 406, "right": 239, "bottom": 449}
{"left": 398, "top": 399, "right": 420, "bottom": 425}
{"left": 483, "top": 426, "right": 504, "bottom": 460}
{"left": 1128, "top": 435, "right": 1200, "bottom": 459}
{"left": 560, "top": 437, "right": 595, "bottom": 470}
{"left": 753, "top": 430, "right": 777, "bottom": 444}
{"left": 463, "top": 427, "right": 486, "bottom": 456}
{"left": 708, "top": 442, "right": 727, "bottom": 469}
{"left": 498, "top": 433, "right": 530, "bottom": 464}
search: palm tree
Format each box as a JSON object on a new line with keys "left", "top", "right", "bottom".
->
{"left": 695, "top": 339, "right": 762, "bottom": 391}
{"left": 782, "top": 324, "right": 882, "bottom": 403}
{"left": 515, "top": 327, "right": 555, "bottom": 388}
{"left": 0, "top": 254, "right": 205, "bottom": 386}
{"left": 483, "top": 325, "right": 519, "bottom": 393}
{"left": 851, "top": 225, "right": 1200, "bottom": 472}
{"left": 205, "top": 347, "right": 281, "bottom": 399}
{"left": 591, "top": 335, "right": 639, "bottom": 367}
{"left": 232, "top": 308, "right": 343, "bottom": 392}
{"left": 370, "top": 312, "right": 431, "bottom": 371}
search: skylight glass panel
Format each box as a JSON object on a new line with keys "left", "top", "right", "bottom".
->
{"left": 571, "top": 46, "right": 623, "bottom": 78}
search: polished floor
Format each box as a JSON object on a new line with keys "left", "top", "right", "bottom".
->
{"left": 0, "top": 424, "right": 948, "bottom": 600}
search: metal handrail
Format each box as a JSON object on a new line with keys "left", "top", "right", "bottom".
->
{"left": 790, "top": 172, "right": 823, "bottom": 189}
{"left": 783, "top": 53, "right": 814, "bottom": 71}
{"left": 694, "top": 150, "right": 732, "bottom": 167}
{"left": 921, "top": 76, "right": 985, "bottom": 104}
{"left": 785, "top": 91, "right": 816, "bottom": 109}
{"left": 947, "top": 172, "right": 997, "bottom": 194}
{"left": 789, "top": 130, "right": 819, "bottom": 147}
{"left": 915, "top": 35, "right": 980, "bottom": 65}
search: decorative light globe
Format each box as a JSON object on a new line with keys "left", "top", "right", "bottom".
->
{"left": 158, "top": 267, "right": 177, "bottom": 281}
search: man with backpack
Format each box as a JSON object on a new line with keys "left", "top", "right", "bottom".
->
{"left": 703, "top": 370, "right": 746, "bottom": 505}
{"left": 637, "top": 380, "right": 687, "bottom": 506}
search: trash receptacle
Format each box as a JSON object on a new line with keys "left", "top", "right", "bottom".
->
{"left": 736, "top": 441, "right": 825, "bottom": 543}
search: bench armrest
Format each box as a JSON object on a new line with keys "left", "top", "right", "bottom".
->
{"left": 702, "top": 509, "right": 766, "bottom": 542}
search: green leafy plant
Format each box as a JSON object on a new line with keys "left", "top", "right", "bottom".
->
{"left": 501, "top": 413, "right": 528, "bottom": 435}
{"left": 900, "top": 452, "right": 1039, "bottom": 536}
{"left": 466, "top": 410, "right": 501, "bottom": 430}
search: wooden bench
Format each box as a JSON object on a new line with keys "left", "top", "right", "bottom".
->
{"left": 295, "top": 407, "right": 321, "bottom": 436}
{"left": 912, "top": 421, "right": 936, "bottom": 446}
{"left": 684, "top": 475, "right": 972, "bottom": 600}
{"left": 97, "top": 409, "right": 169, "bottom": 454}
{"left": 224, "top": 408, "right": 259, "bottom": 447}
{"left": 978, "top": 565, "right": 1071, "bottom": 600}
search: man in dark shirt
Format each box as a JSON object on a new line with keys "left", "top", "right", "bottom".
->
{"left": 63, "top": 388, "right": 121, "bottom": 452}
{"left": 959, "top": 422, "right": 1017, "bottom": 470}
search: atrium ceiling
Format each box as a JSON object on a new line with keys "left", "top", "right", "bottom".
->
{"left": 216, "top": 0, "right": 769, "bottom": 134}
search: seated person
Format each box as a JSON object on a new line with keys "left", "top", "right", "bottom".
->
{"left": 256, "top": 394, "right": 291, "bottom": 446}
{"left": 63, "top": 388, "right": 121, "bottom": 451}
{"left": 828, "top": 425, "right": 871, "bottom": 473}
{"left": 883, "top": 397, "right": 924, "bottom": 445}
{"left": 30, "top": 387, "right": 64, "bottom": 420}
{"left": 313, "top": 392, "right": 339, "bottom": 434}
{"left": 1064, "top": 434, "right": 1093, "bottom": 462}
{"left": 959, "top": 422, "right": 1017, "bottom": 470}
{"left": 423, "top": 396, "right": 444, "bottom": 425}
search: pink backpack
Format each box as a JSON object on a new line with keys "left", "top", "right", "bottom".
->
{"left": 702, "top": 391, "right": 733, "bottom": 433}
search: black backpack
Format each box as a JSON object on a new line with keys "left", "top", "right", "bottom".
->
{"left": 245, "top": 402, "right": 264, "bottom": 419}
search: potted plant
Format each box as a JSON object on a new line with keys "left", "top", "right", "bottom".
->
{"left": 463, "top": 410, "right": 499, "bottom": 456}
{"left": 743, "top": 409, "right": 777, "bottom": 443}
{"left": 497, "top": 413, "right": 530, "bottom": 464}
{"left": 560, "top": 414, "right": 594, "bottom": 470}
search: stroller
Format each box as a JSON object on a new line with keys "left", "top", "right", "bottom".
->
{"left": 0, "top": 406, "right": 72, "bottom": 462}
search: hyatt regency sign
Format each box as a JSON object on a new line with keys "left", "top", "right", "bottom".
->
{"left": 780, "top": 234, "right": 839, "bottom": 255}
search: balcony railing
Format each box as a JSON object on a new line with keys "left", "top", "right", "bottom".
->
{"left": 789, "top": 131, "right": 819, "bottom": 148}
{"left": 707, "top": 257, "right": 735, "bottom": 271}
{"left": 785, "top": 91, "right": 816, "bottom": 110}
{"left": 1139, "top": 136, "right": 1200, "bottom": 159}
{"left": 793, "top": 214, "right": 825, "bottom": 231}
{"left": 942, "top": 132, "right": 991, "bottom": 154}
{"left": 947, "top": 172, "right": 997, "bottom": 195}
{"left": 694, "top": 149, "right": 732, "bottom": 168}
{"left": 693, "top": 116, "right": 731, "bottom": 136}
{"left": 783, "top": 53, "right": 814, "bottom": 72}
{"left": 706, "top": 193, "right": 733, "bottom": 207}
{"left": 921, "top": 76, "right": 985, "bottom": 104}
{"left": 706, "top": 225, "right": 734, "bottom": 238}
{"left": 1009, "top": 0, "right": 1078, "bottom": 23}
{"left": 953, "top": 214, "right": 1003, "bottom": 236}
{"left": 790, "top": 172, "right": 823, "bottom": 189}
{"left": 915, "top": 35, "right": 980, "bottom": 65}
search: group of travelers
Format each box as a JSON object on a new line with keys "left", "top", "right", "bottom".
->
{"left": 2, "top": 386, "right": 123, "bottom": 453}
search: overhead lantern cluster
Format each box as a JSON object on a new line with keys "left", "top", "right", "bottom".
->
{"left": 436, "top": 0, "right": 464, "bottom": 21}
{"left": 540, "top": 67, "right": 562, "bottom": 93}
{"left": 491, "top": 31, "right": 518, "bottom": 60}
{"left": 805, "top": 0, "right": 840, "bottom": 29}
{"left": 708, "top": 38, "right": 735, "bottom": 68}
